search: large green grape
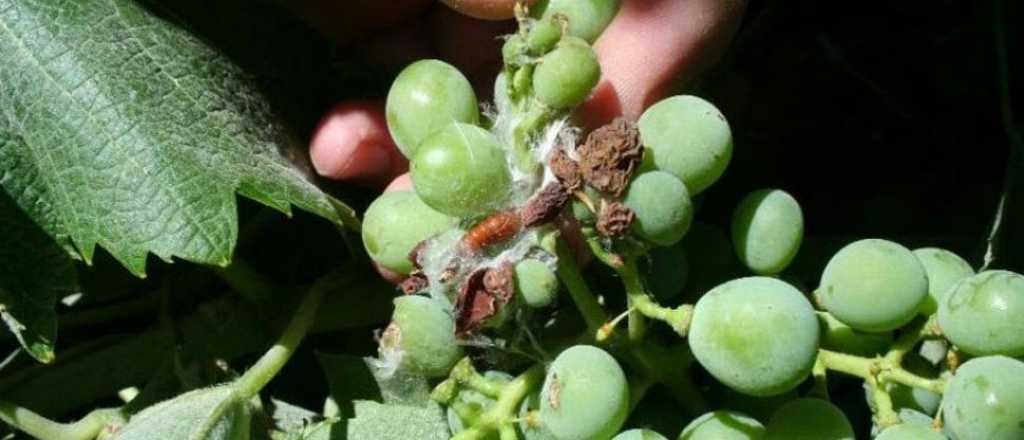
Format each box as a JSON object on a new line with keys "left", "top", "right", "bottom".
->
{"left": 533, "top": 37, "right": 600, "bottom": 109}
{"left": 381, "top": 296, "right": 462, "bottom": 378}
{"left": 678, "top": 411, "right": 766, "bottom": 440}
{"left": 818, "top": 311, "right": 893, "bottom": 357}
{"left": 913, "top": 247, "right": 974, "bottom": 315}
{"left": 515, "top": 259, "right": 559, "bottom": 308}
{"left": 731, "top": 189, "right": 803, "bottom": 275}
{"left": 638, "top": 95, "right": 732, "bottom": 195}
{"left": 385, "top": 59, "right": 479, "bottom": 158}
{"left": 362, "top": 191, "right": 457, "bottom": 275}
{"left": 688, "top": 277, "right": 819, "bottom": 396}
{"left": 818, "top": 239, "right": 928, "bottom": 332}
{"left": 539, "top": 345, "right": 629, "bottom": 440}
{"left": 612, "top": 429, "right": 668, "bottom": 440}
{"left": 942, "top": 356, "right": 1024, "bottom": 440}
{"left": 875, "top": 424, "right": 946, "bottom": 440}
{"left": 531, "top": 0, "right": 619, "bottom": 43}
{"left": 624, "top": 171, "right": 694, "bottom": 247}
{"left": 764, "top": 398, "right": 854, "bottom": 440}
{"left": 938, "top": 270, "right": 1024, "bottom": 357}
{"left": 411, "top": 122, "right": 512, "bottom": 218}
{"left": 645, "top": 243, "right": 689, "bottom": 302}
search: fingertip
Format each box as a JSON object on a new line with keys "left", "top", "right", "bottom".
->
{"left": 309, "top": 100, "right": 407, "bottom": 187}
{"left": 384, "top": 173, "right": 414, "bottom": 193}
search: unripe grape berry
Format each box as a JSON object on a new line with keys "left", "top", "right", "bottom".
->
{"left": 381, "top": 296, "right": 462, "bottom": 378}
{"left": 611, "top": 429, "right": 668, "bottom": 440}
{"left": 361, "top": 191, "right": 457, "bottom": 275}
{"left": 913, "top": 247, "right": 974, "bottom": 315}
{"left": 678, "top": 411, "right": 766, "bottom": 440}
{"left": 638, "top": 95, "right": 732, "bottom": 195}
{"left": 764, "top": 398, "right": 854, "bottom": 440}
{"left": 411, "top": 122, "right": 512, "bottom": 218}
{"left": 540, "top": 345, "right": 629, "bottom": 440}
{"left": 938, "top": 270, "right": 1024, "bottom": 357}
{"left": 624, "top": 171, "right": 694, "bottom": 247}
{"left": 386, "top": 60, "right": 479, "bottom": 158}
{"left": 515, "top": 259, "right": 559, "bottom": 308}
{"left": 875, "top": 423, "right": 946, "bottom": 440}
{"left": 527, "top": 17, "right": 563, "bottom": 55}
{"left": 503, "top": 34, "right": 528, "bottom": 66}
{"left": 818, "top": 311, "right": 892, "bottom": 357}
{"left": 731, "top": 189, "right": 803, "bottom": 275}
{"left": 818, "top": 239, "right": 928, "bottom": 332}
{"left": 531, "top": 0, "right": 620, "bottom": 43}
{"left": 533, "top": 37, "right": 600, "bottom": 109}
{"left": 942, "top": 356, "right": 1024, "bottom": 440}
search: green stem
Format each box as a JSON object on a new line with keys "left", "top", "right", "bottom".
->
{"left": 457, "top": 364, "right": 545, "bottom": 439}
{"left": 212, "top": 258, "right": 275, "bottom": 304}
{"left": 234, "top": 282, "right": 325, "bottom": 399}
{"left": 883, "top": 316, "right": 938, "bottom": 365}
{"left": 618, "top": 257, "right": 693, "bottom": 337}
{"left": 818, "top": 349, "right": 946, "bottom": 394}
{"left": 810, "top": 356, "right": 829, "bottom": 399}
{"left": 817, "top": 349, "right": 873, "bottom": 379}
{"left": 555, "top": 239, "right": 607, "bottom": 332}
{"left": 0, "top": 403, "right": 123, "bottom": 440}
{"left": 618, "top": 257, "right": 647, "bottom": 342}
{"left": 867, "top": 377, "right": 901, "bottom": 428}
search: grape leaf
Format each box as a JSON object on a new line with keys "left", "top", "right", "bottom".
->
{"left": 110, "top": 385, "right": 250, "bottom": 440}
{"left": 0, "top": 191, "right": 77, "bottom": 362}
{"left": 346, "top": 401, "right": 449, "bottom": 440}
{"left": 0, "top": 0, "right": 345, "bottom": 277}
{"left": 317, "top": 353, "right": 434, "bottom": 414}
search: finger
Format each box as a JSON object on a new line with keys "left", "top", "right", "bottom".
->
{"left": 309, "top": 100, "right": 408, "bottom": 188}
{"left": 439, "top": 0, "right": 536, "bottom": 20}
{"left": 580, "top": 0, "right": 746, "bottom": 127}
{"left": 281, "top": 0, "right": 432, "bottom": 44}
{"left": 429, "top": 5, "right": 515, "bottom": 95}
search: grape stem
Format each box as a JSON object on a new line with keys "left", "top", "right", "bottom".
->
{"left": 882, "top": 316, "right": 941, "bottom": 365}
{"left": 616, "top": 255, "right": 694, "bottom": 338}
{"left": 818, "top": 349, "right": 946, "bottom": 394}
{"left": 554, "top": 238, "right": 608, "bottom": 332}
{"left": 0, "top": 404, "right": 125, "bottom": 440}
{"left": 452, "top": 364, "right": 545, "bottom": 440}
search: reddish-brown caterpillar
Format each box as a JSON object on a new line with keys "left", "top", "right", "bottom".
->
{"left": 461, "top": 210, "right": 523, "bottom": 252}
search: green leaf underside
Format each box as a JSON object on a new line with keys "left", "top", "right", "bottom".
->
{"left": 110, "top": 385, "right": 250, "bottom": 440}
{"left": 0, "top": 0, "right": 340, "bottom": 277}
{"left": 347, "top": 400, "right": 448, "bottom": 440}
{"left": 0, "top": 191, "right": 77, "bottom": 362}
{"left": 317, "top": 353, "right": 434, "bottom": 411}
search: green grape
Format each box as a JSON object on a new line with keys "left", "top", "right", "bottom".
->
{"left": 680, "top": 223, "right": 743, "bottom": 300}
{"left": 764, "top": 398, "right": 854, "bottom": 440}
{"left": 381, "top": 296, "right": 462, "bottom": 378}
{"left": 875, "top": 423, "right": 946, "bottom": 440}
{"left": 539, "top": 345, "right": 629, "bottom": 440}
{"left": 818, "top": 239, "right": 928, "bottom": 332}
{"left": 938, "top": 270, "right": 1024, "bottom": 357}
{"left": 411, "top": 122, "right": 512, "bottom": 218}
{"left": 818, "top": 311, "right": 893, "bottom": 357}
{"left": 624, "top": 171, "right": 694, "bottom": 247}
{"left": 531, "top": 0, "right": 619, "bottom": 43}
{"left": 515, "top": 259, "right": 559, "bottom": 308}
{"left": 678, "top": 411, "right": 766, "bottom": 440}
{"left": 688, "top": 277, "right": 819, "bottom": 396}
{"left": 731, "top": 189, "right": 803, "bottom": 275}
{"left": 942, "top": 356, "right": 1024, "bottom": 440}
{"left": 361, "top": 191, "right": 457, "bottom": 275}
{"left": 612, "top": 429, "right": 668, "bottom": 440}
{"left": 385, "top": 59, "right": 479, "bottom": 158}
{"left": 913, "top": 247, "right": 974, "bottom": 315}
{"left": 527, "top": 17, "right": 563, "bottom": 55}
{"left": 637, "top": 95, "right": 732, "bottom": 195}
{"left": 888, "top": 355, "right": 942, "bottom": 415}
{"left": 518, "top": 391, "right": 558, "bottom": 440}
{"left": 645, "top": 243, "right": 689, "bottom": 302}
{"left": 533, "top": 37, "right": 600, "bottom": 109}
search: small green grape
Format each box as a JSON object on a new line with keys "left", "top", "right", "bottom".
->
{"left": 612, "top": 429, "right": 668, "bottom": 440}
{"left": 638, "top": 95, "right": 732, "bottom": 195}
{"left": 875, "top": 423, "right": 946, "bottom": 440}
{"left": 731, "top": 189, "right": 803, "bottom": 275}
{"left": 624, "top": 171, "right": 694, "bottom": 247}
{"left": 503, "top": 34, "right": 528, "bottom": 66}
{"left": 539, "top": 345, "right": 629, "bottom": 440}
{"left": 385, "top": 59, "right": 479, "bottom": 158}
{"left": 678, "top": 411, "right": 766, "bottom": 440}
{"left": 382, "top": 296, "right": 462, "bottom": 378}
{"left": 645, "top": 243, "right": 689, "bottom": 302}
{"left": 531, "top": 0, "right": 620, "bottom": 43}
{"left": 764, "top": 398, "right": 854, "bottom": 440}
{"left": 942, "top": 356, "right": 1024, "bottom": 440}
{"left": 938, "top": 270, "right": 1024, "bottom": 357}
{"left": 361, "top": 191, "right": 457, "bottom": 275}
{"left": 527, "top": 17, "right": 563, "bottom": 55}
{"left": 411, "top": 122, "right": 512, "bottom": 218}
{"left": 818, "top": 311, "right": 893, "bottom": 357}
{"left": 818, "top": 239, "right": 928, "bottom": 332}
{"left": 571, "top": 186, "right": 600, "bottom": 224}
{"left": 515, "top": 259, "right": 559, "bottom": 308}
{"left": 689, "top": 277, "right": 819, "bottom": 396}
{"left": 913, "top": 247, "right": 974, "bottom": 315}
{"left": 518, "top": 391, "right": 558, "bottom": 440}
{"left": 533, "top": 37, "right": 600, "bottom": 109}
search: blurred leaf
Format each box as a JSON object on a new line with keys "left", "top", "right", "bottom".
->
{"left": 346, "top": 401, "right": 448, "bottom": 440}
{"left": 317, "top": 353, "right": 433, "bottom": 416}
{"left": 110, "top": 385, "right": 250, "bottom": 440}
{"left": 0, "top": 0, "right": 346, "bottom": 277}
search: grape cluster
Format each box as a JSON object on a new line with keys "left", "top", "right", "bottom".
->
{"left": 360, "top": 1, "right": 1024, "bottom": 439}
